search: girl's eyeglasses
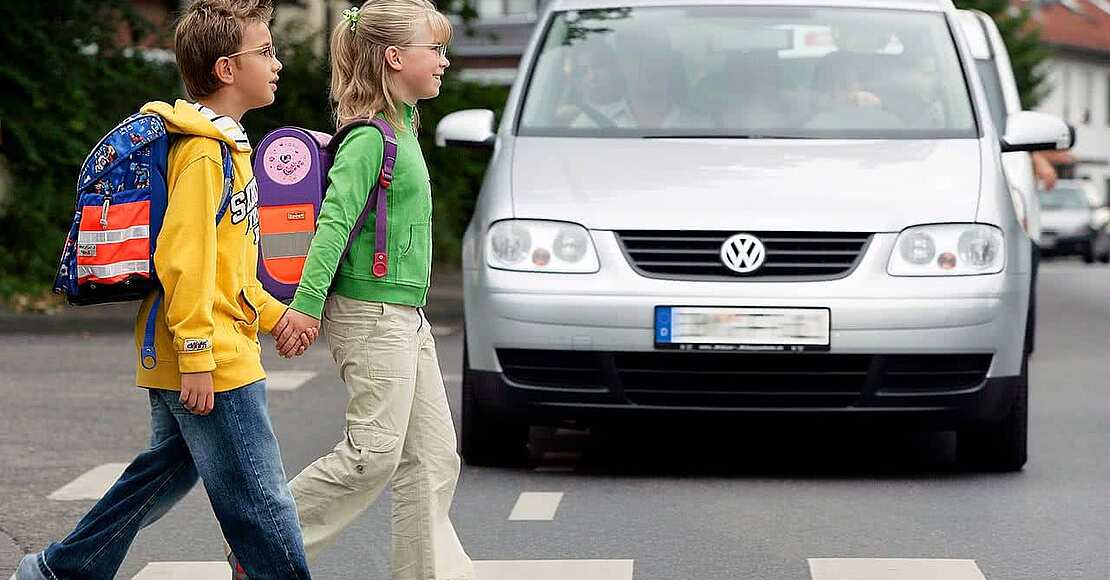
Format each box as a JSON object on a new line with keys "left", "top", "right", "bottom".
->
{"left": 400, "top": 43, "right": 448, "bottom": 58}
{"left": 227, "top": 44, "right": 278, "bottom": 61}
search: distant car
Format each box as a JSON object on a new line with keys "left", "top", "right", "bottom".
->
{"left": 1039, "top": 179, "right": 1110, "bottom": 263}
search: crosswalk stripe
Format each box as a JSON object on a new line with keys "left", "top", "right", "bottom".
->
{"left": 808, "top": 558, "right": 987, "bottom": 580}
{"left": 432, "top": 325, "right": 457, "bottom": 337}
{"left": 49, "top": 463, "right": 128, "bottom": 501}
{"left": 508, "top": 492, "right": 564, "bottom": 521}
{"left": 132, "top": 560, "right": 635, "bottom": 580}
{"left": 265, "top": 371, "right": 317, "bottom": 392}
{"left": 131, "top": 562, "right": 230, "bottom": 579}
{"left": 475, "top": 560, "right": 634, "bottom": 580}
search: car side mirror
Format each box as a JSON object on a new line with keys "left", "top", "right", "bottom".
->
{"left": 1001, "top": 111, "right": 1074, "bottom": 153}
{"left": 435, "top": 109, "right": 496, "bottom": 149}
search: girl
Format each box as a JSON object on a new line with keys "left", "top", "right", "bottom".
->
{"left": 259, "top": 1, "right": 472, "bottom": 578}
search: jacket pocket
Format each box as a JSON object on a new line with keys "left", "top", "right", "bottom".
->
{"left": 396, "top": 222, "right": 430, "bottom": 286}
{"left": 213, "top": 322, "right": 242, "bottom": 363}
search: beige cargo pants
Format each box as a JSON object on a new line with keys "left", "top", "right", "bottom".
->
{"left": 289, "top": 295, "right": 474, "bottom": 580}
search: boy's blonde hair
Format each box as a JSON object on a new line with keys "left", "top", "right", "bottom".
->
{"left": 331, "top": 0, "right": 453, "bottom": 130}
{"left": 175, "top": 0, "right": 275, "bottom": 99}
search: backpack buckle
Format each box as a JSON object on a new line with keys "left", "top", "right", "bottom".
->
{"left": 372, "top": 252, "right": 388, "bottom": 278}
{"left": 378, "top": 173, "right": 392, "bottom": 188}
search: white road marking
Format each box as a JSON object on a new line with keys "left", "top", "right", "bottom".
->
{"left": 49, "top": 463, "right": 129, "bottom": 501}
{"left": 133, "top": 560, "right": 635, "bottom": 580}
{"left": 132, "top": 562, "right": 230, "bottom": 579}
{"left": 265, "top": 371, "right": 317, "bottom": 392}
{"left": 475, "top": 560, "right": 634, "bottom": 580}
{"left": 433, "top": 325, "right": 457, "bottom": 337}
{"left": 808, "top": 558, "right": 988, "bottom": 580}
{"left": 508, "top": 491, "right": 564, "bottom": 521}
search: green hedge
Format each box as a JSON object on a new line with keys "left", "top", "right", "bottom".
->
{"left": 0, "top": 5, "right": 508, "bottom": 299}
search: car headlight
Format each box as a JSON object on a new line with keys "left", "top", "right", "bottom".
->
{"left": 486, "top": 220, "right": 600, "bottom": 273}
{"left": 888, "top": 224, "right": 1004, "bottom": 276}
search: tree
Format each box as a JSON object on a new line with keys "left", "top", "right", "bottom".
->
{"left": 955, "top": 0, "right": 1052, "bottom": 108}
{"left": 0, "top": 0, "right": 180, "bottom": 297}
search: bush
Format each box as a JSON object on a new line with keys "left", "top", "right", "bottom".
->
{"left": 0, "top": 0, "right": 180, "bottom": 298}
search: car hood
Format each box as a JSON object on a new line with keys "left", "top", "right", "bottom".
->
{"left": 510, "top": 137, "right": 983, "bottom": 232}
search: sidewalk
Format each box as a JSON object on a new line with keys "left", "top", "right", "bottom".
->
{"left": 0, "top": 266, "right": 464, "bottom": 335}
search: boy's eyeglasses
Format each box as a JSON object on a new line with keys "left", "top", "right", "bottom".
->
{"left": 400, "top": 43, "right": 448, "bottom": 58}
{"left": 227, "top": 44, "right": 278, "bottom": 61}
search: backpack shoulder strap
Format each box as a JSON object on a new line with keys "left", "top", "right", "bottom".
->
{"left": 215, "top": 142, "right": 235, "bottom": 223}
{"left": 142, "top": 140, "right": 235, "bottom": 370}
{"left": 332, "top": 118, "right": 399, "bottom": 278}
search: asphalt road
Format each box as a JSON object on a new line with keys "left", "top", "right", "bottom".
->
{"left": 1, "top": 259, "right": 1107, "bottom": 579}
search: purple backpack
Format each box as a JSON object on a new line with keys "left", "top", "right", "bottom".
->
{"left": 254, "top": 119, "right": 398, "bottom": 301}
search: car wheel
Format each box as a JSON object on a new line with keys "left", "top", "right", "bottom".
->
{"left": 957, "top": 357, "right": 1028, "bottom": 472}
{"left": 1082, "top": 242, "right": 1096, "bottom": 263}
{"left": 460, "top": 331, "right": 529, "bottom": 466}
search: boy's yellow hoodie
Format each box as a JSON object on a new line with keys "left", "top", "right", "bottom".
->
{"left": 134, "top": 100, "right": 287, "bottom": 392}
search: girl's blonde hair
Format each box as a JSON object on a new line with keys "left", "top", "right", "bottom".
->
{"left": 331, "top": 0, "right": 452, "bottom": 130}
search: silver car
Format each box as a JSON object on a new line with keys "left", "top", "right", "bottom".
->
{"left": 1039, "top": 179, "right": 1110, "bottom": 263}
{"left": 436, "top": 0, "right": 1073, "bottom": 471}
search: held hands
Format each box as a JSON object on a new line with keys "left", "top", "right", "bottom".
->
{"left": 272, "top": 309, "right": 321, "bottom": 358}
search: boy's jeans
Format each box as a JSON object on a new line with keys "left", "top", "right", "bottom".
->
{"left": 22, "top": 380, "right": 310, "bottom": 580}
{"left": 289, "top": 296, "right": 474, "bottom": 580}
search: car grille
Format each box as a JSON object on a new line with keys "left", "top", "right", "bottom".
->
{"left": 496, "top": 350, "right": 993, "bottom": 408}
{"left": 615, "top": 230, "right": 872, "bottom": 281}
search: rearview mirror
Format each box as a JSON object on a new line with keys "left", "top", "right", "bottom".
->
{"left": 435, "top": 109, "right": 495, "bottom": 149}
{"left": 1001, "top": 111, "right": 1074, "bottom": 153}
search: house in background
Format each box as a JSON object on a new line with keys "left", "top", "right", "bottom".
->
{"left": 281, "top": 0, "right": 543, "bottom": 83}
{"left": 1031, "top": 0, "right": 1110, "bottom": 202}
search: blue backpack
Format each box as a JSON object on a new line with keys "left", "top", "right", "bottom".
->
{"left": 54, "top": 112, "right": 234, "bottom": 369}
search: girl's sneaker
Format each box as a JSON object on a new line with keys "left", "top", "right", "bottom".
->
{"left": 227, "top": 551, "right": 249, "bottom": 580}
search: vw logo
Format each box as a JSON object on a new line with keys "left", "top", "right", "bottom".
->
{"left": 720, "top": 233, "right": 766, "bottom": 273}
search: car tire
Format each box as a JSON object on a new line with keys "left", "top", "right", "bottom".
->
{"left": 957, "top": 357, "right": 1028, "bottom": 472}
{"left": 460, "top": 331, "right": 529, "bottom": 467}
{"left": 1082, "top": 243, "right": 1096, "bottom": 263}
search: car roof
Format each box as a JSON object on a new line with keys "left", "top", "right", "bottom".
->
{"left": 547, "top": 0, "right": 955, "bottom": 14}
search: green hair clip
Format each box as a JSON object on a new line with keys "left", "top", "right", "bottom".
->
{"left": 342, "top": 6, "right": 360, "bottom": 31}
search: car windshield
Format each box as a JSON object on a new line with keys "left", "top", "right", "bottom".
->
{"left": 1040, "top": 188, "right": 1089, "bottom": 210}
{"left": 518, "top": 6, "right": 977, "bottom": 139}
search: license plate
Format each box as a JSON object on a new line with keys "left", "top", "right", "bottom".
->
{"left": 655, "top": 306, "right": 831, "bottom": 352}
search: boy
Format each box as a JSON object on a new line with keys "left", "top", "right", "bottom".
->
{"left": 16, "top": 1, "right": 314, "bottom": 578}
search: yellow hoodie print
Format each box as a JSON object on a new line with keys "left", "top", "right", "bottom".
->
{"left": 134, "top": 100, "right": 287, "bottom": 392}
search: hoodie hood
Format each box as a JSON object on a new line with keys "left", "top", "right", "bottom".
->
{"left": 141, "top": 100, "right": 251, "bottom": 153}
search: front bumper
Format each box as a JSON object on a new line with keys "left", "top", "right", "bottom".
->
{"left": 463, "top": 231, "right": 1029, "bottom": 424}
{"left": 468, "top": 361, "right": 1022, "bottom": 428}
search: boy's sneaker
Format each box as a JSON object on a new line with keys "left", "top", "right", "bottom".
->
{"left": 16, "top": 553, "right": 47, "bottom": 580}
{"left": 227, "top": 551, "right": 250, "bottom": 580}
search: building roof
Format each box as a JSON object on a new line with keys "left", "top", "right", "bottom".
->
{"left": 1032, "top": 0, "right": 1110, "bottom": 55}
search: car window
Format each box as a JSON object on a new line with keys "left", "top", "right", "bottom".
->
{"left": 518, "top": 6, "right": 977, "bottom": 139}
{"left": 975, "top": 59, "right": 1007, "bottom": 133}
{"left": 1040, "top": 188, "right": 1089, "bottom": 209}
